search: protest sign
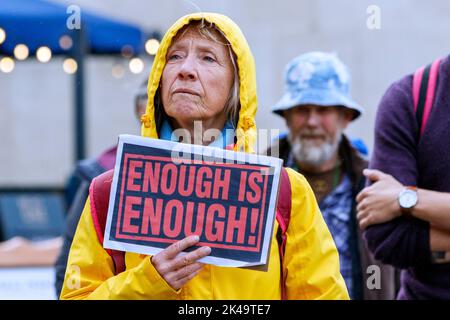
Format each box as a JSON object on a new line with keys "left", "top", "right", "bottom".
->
{"left": 103, "top": 135, "right": 283, "bottom": 267}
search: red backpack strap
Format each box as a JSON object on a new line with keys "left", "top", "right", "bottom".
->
{"left": 276, "top": 167, "right": 292, "bottom": 300}
{"left": 412, "top": 57, "right": 442, "bottom": 137}
{"left": 89, "top": 169, "right": 125, "bottom": 274}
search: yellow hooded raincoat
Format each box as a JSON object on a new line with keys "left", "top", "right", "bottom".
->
{"left": 60, "top": 13, "right": 349, "bottom": 300}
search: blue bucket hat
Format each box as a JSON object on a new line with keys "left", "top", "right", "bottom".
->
{"left": 272, "top": 52, "right": 363, "bottom": 120}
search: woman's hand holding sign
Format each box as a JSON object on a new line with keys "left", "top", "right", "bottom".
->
{"left": 151, "top": 235, "right": 211, "bottom": 290}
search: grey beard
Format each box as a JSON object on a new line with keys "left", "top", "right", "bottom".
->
{"left": 288, "top": 130, "right": 342, "bottom": 167}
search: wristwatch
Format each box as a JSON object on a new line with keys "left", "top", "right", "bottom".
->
{"left": 398, "top": 186, "right": 418, "bottom": 213}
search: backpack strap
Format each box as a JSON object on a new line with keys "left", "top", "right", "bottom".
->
{"left": 89, "top": 169, "right": 126, "bottom": 274}
{"left": 276, "top": 167, "right": 292, "bottom": 300}
{"left": 412, "top": 58, "right": 442, "bottom": 137}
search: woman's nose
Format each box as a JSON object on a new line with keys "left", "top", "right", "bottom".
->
{"left": 178, "top": 55, "right": 197, "bottom": 80}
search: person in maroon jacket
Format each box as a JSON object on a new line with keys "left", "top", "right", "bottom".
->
{"left": 356, "top": 54, "right": 450, "bottom": 299}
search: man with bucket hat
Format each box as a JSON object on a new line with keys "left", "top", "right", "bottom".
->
{"left": 267, "top": 51, "right": 396, "bottom": 300}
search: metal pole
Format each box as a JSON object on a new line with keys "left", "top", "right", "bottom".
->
{"left": 72, "top": 26, "right": 86, "bottom": 162}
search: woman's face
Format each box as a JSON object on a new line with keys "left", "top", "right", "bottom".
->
{"left": 161, "top": 27, "right": 234, "bottom": 130}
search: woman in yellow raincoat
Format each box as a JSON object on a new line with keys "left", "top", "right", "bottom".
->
{"left": 60, "top": 12, "right": 349, "bottom": 300}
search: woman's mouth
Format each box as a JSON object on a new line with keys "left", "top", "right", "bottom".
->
{"left": 173, "top": 88, "right": 199, "bottom": 96}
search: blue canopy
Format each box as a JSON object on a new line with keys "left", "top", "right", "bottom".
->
{"left": 0, "top": 0, "right": 145, "bottom": 55}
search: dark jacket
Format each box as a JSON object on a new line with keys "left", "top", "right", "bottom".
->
{"left": 266, "top": 135, "right": 397, "bottom": 300}
{"left": 54, "top": 148, "right": 117, "bottom": 298}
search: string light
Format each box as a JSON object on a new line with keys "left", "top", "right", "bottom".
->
{"left": 36, "top": 46, "right": 52, "bottom": 63}
{"left": 59, "top": 35, "right": 73, "bottom": 50}
{"left": 145, "top": 39, "right": 160, "bottom": 55}
{"left": 0, "top": 28, "right": 6, "bottom": 44}
{"left": 14, "top": 44, "right": 29, "bottom": 60}
{"left": 0, "top": 57, "right": 15, "bottom": 73}
{"left": 63, "top": 58, "right": 78, "bottom": 74}
{"left": 112, "top": 64, "right": 125, "bottom": 79}
{"left": 129, "top": 58, "right": 144, "bottom": 74}
{"left": 121, "top": 45, "right": 134, "bottom": 59}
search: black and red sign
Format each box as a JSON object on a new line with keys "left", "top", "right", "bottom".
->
{"left": 104, "top": 135, "right": 282, "bottom": 267}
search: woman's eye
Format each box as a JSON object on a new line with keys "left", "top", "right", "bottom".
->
{"left": 203, "top": 56, "right": 216, "bottom": 63}
{"left": 168, "top": 54, "right": 181, "bottom": 61}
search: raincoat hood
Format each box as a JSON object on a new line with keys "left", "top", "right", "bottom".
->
{"left": 140, "top": 12, "right": 257, "bottom": 153}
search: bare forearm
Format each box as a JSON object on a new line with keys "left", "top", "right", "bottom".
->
{"left": 411, "top": 189, "right": 450, "bottom": 230}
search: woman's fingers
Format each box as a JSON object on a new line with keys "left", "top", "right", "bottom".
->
{"left": 177, "top": 262, "right": 204, "bottom": 280}
{"left": 160, "top": 248, "right": 210, "bottom": 290}
{"left": 152, "top": 235, "right": 200, "bottom": 268}
{"left": 172, "top": 267, "right": 203, "bottom": 290}
{"left": 151, "top": 236, "right": 212, "bottom": 290}
{"left": 160, "top": 235, "right": 200, "bottom": 260}
{"left": 165, "top": 262, "right": 203, "bottom": 283}
{"left": 171, "top": 246, "right": 211, "bottom": 271}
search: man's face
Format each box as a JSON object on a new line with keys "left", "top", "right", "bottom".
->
{"left": 284, "top": 104, "right": 353, "bottom": 166}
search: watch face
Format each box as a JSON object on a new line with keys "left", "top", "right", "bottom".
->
{"left": 399, "top": 190, "right": 418, "bottom": 209}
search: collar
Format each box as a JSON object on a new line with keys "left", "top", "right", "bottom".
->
{"left": 160, "top": 120, "right": 235, "bottom": 149}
